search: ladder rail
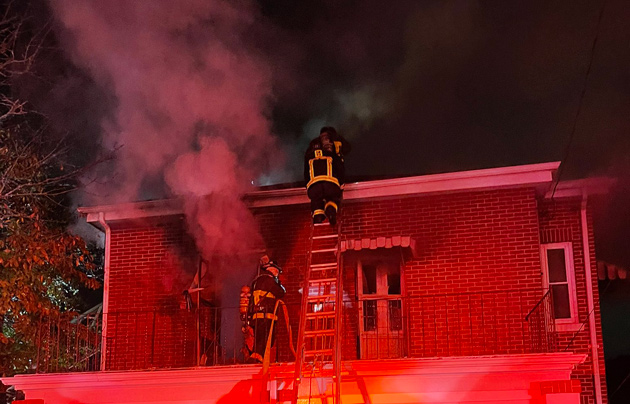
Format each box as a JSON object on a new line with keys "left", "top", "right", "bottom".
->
{"left": 293, "top": 221, "right": 317, "bottom": 396}
{"left": 292, "top": 215, "right": 343, "bottom": 404}
{"left": 333, "top": 216, "right": 343, "bottom": 404}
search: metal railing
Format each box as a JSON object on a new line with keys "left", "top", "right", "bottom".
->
{"left": 33, "top": 289, "right": 557, "bottom": 373}
{"left": 35, "top": 312, "right": 102, "bottom": 373}
{"left": 343, "top": 289, "right": 557, "bottom": 360}
{"left": 524, "top": 288, "right": 557, "bottom": 353}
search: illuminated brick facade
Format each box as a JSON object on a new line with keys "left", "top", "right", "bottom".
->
{"left": 24, "top": 163, "right": 602, "bottom": 404}
{"left": 105, "top": 218, "right": 199, "bottom": 370}
{"left": 252, "top": 187, "right": 606, "bottom": 404}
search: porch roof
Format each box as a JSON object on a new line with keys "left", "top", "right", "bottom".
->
{"left": 341, "top": 236, "right": 418, "bottom": 256}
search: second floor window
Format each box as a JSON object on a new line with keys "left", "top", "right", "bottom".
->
{"left": 541, "top": 242, "right": 578, "bottom": 325}
{"left": 357, "top": 259, "right": 405, "bottom": 359}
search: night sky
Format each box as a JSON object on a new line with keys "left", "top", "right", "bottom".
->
{"left": 256, "top": 0, "right": 630, "bottom": 180}
{"left": 11, "top": 0, "right": 630, "bottom": 385}
{"left": 17, "top": 1, "right": 630, "bottom": 260}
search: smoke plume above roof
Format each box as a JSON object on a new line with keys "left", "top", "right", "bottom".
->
{"left": 49, "top": 0, "right": 278, "bottom": 257}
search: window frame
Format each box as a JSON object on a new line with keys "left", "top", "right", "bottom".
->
{"left": 540, "top": 242, "right": 579, "bottom": 330}
{"left": 356, "top": 257, "right": 406, "bottom": 359}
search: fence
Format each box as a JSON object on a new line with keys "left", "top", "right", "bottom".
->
{"left": 34, "top": 289, "right": 557, "bottom": 373}
{"left": 340, "top": 288, "right": 557, "bottom": 360}
{"left": 35, "top": 312, "right": 102, "bottom": 373}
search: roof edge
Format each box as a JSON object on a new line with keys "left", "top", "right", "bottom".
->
{"left": 79, "top": 162, "right": 562, "bottom": 223}
{"left": 543, "top": 177, "right": 616, "bottom": 199}
{"left": 246, "top": 161, "right": 561, "bottom": 208}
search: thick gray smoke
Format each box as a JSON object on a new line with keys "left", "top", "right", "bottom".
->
{"left": 49, "top": 0, "right": 279, "bottom": 259}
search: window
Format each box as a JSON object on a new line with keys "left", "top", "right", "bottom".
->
{"left": 541, "top": 243, "right": 578, "bottom": 328}
{"left": 357, "top": 259, "right": 405, "bottom": 359}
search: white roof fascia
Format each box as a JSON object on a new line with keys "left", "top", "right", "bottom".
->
{"left": 246, "top": 161, "right": 561, "bottom": 208}
{"left": 77, "top": 198, "right": 183, "bottom": 224}
{"left": 78, "top": 162, "right": 562, "bottom": 222}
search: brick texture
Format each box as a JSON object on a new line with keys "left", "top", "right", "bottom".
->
{"left": 104, "top": 187, "right": 606, "bottom": 404}
{"left": 105, "top": 216, "right": 200, "bottom": 370}
{"left": 538, "top": 198, "right": 608, "bottom": 404}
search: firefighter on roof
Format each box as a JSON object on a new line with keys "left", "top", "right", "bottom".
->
{"left": 248, "top": 254, "right": 286, "bottom": 363}
{"left": 304, "top": 126, "right": 351, "bottom": 226}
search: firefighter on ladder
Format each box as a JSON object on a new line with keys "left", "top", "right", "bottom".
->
{"left": 304, "top": 126, "right": 351, "bottom": 226}
{"left": 246, "top": 254, "right": 286, "bottom": 363}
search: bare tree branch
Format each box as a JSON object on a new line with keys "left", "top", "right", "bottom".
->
{"left": 0, "top": 0, "right": 47, "bottom": 123}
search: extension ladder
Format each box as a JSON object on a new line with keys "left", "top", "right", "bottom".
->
{"left": 293, "top": 217, "right": 343, "bottom": 404}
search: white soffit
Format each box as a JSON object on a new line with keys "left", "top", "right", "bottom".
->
{"left": 78, "top": 198, "right": 183, "bottom": 224}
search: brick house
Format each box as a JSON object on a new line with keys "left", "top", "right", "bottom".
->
{"left": 2, "top": 161, "right": 611, "bottom": 404}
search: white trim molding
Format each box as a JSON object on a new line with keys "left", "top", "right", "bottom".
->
{"left": 77, "top": 198, "right": 183, "bottom": 228}
{"left": 247, "top": 161, "right": 561, "bottom": 208}
{"left": 79, "top": 162, "right": 562, "bottom": 222}
{"left": 540, "top": 242, "right": 580, "bottom": 331}
{"left": 76, "top": 161, "right": 613, "bottom": 221}
{"left": 2, "top": 353, "right": 586, "bottom": 404}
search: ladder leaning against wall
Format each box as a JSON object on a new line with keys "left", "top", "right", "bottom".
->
{"left": 293, "top": 216, "right": 344, "bottom": 404}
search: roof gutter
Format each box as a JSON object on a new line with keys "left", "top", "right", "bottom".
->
{"left": 97, "top": 212, "right": 111, "bottom": 371}
{"left": 580, "top": 194, "right": 603, "bottom": 404}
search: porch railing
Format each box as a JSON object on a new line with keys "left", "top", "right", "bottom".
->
{"left": 524, "top": 288, "right": 557, "bottom": 353}
{"left": 33, "top": 288, "right": 558, "bottom": 373}
{"left": 344, "top": 288, "right": 558, "bottom": 360}
{"left": 35, "top": 312, "right": 102, "bottom": 373}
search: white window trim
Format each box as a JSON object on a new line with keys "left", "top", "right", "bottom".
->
{"left": 540, "top": 242, "right": 581, "bottom": 332}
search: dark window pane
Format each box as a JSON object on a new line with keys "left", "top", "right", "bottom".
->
{"left": 547, "top": 249, "right": 567, "bottom": 283}
{"left": 551, "top": 284, "right": 571, "bottom": 319}
{"left": 388, "top": 300, "right": 402, "bottom": 331}
{"left": 387, "top": 265, "right": 401, "bottom": 295}
{"left": 363, "top": 300, "right": 377, "bottom": 331}
{"left": 362, "top": 265, "right": 377, "bottom": 294}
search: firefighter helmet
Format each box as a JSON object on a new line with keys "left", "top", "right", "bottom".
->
{"left": 320, "top": 126, "right": 338, "bottom": 137}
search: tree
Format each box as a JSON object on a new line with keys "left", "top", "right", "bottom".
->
{"left": 0, "top": 0, "right": 44, "bottom": 124}
{"left": 0, "top": 126, "right": 101, "bottom": 375}
{"left": 0, "top": 2, "right": 101, "bottom": 375}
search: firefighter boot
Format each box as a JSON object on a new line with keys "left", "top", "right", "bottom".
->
{"left": 325, "top": 202, "right": 337, "bottom": 226}
{"left": 313, "top": 209, "right": 326, "bottom": 224}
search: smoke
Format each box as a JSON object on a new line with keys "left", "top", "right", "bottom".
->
{"left": 48, "top": 0, "right": 279, "bottom": 259}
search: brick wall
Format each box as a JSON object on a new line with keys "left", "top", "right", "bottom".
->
{"left": 106, "top": 216, "right": 199, "bottom": 370}
{"left": 102, "top": 186, "right": 606, "bottom": 404}
{"left": 539, "top": 197, "right": 608, "bottom": 404}
{"left": 254, "top": 187, "right": 546, "bottom": 361}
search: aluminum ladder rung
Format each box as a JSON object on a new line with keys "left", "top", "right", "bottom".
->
{"left": 311, "top": 267, "right": 337, "bottom": 273}
{"left": 304, "top": 349, "right": 334, "bottom": 357}
{"left": 306, "top": 311, "right": 336, "bottom": 318}
{"left": 307, "top": 294, "right": 335, "bottom": 301}
{"left": 312, "top": 234, "right": 338, "bottom": 240}
{"left": 309, "top": 278, "right": 337, "bottom": 284}
{"left": 312, "top": 247, "right": 337, "bottom": 254}
{"left": 310, "top": 262, "right": 337, "bottom": 269}
{"left": 305, "top": 329, "right": 335, "bottom": 336}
